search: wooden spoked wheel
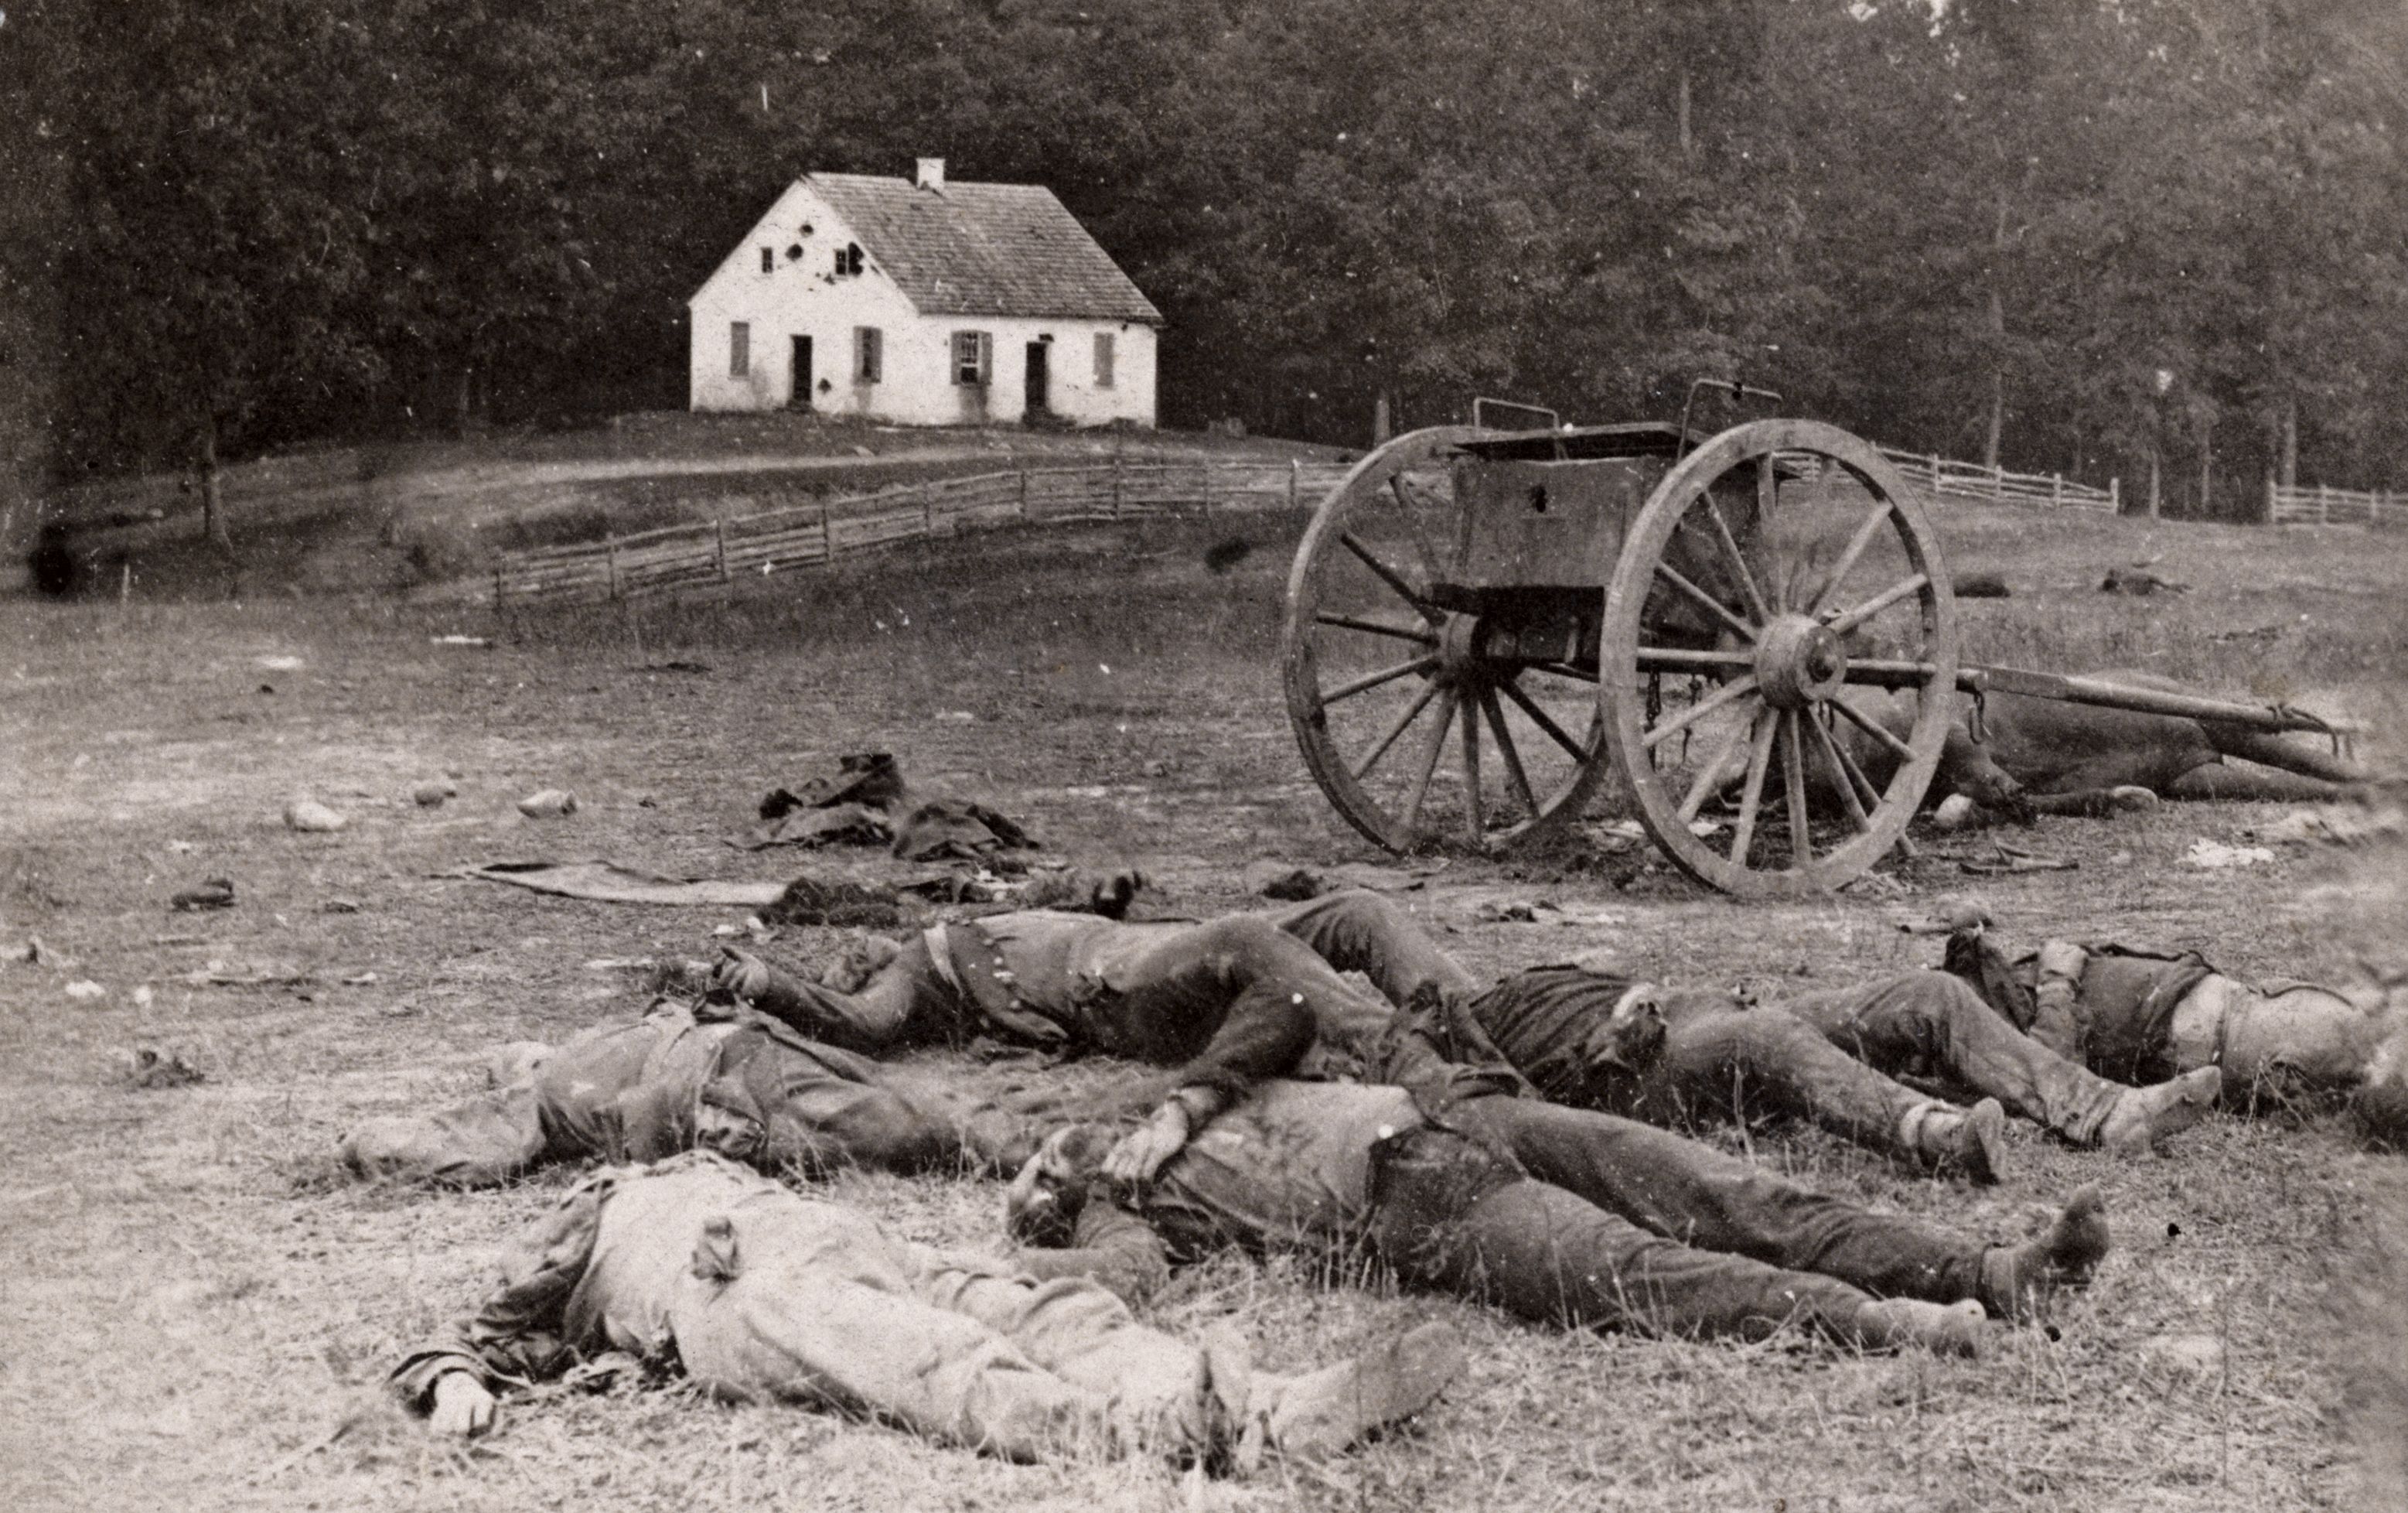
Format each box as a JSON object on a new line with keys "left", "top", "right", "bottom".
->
{"left": 1283, "top": 427, "right": 1605, "bottom": 852}
{"left": 1600, "top": 419, "right": 1959, "bottom": 897}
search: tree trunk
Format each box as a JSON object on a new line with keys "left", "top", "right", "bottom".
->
{"left": 2146, "top": 445, "right": 2161, "bottom": 519}
{"left": 198, "top": 413, "right": 230, "bottom": 549}
{"left": 2280, "top": 394, "right": 2297, "bottom": 487}
{"left": 2197, "top": 415, "right": 2214, "bottom": 520}
{"left": 1982, "top": 190, "right": 2007, "bottom": 470}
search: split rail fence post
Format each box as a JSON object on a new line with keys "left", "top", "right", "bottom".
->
{"left": 820, "top": 494, "right": 834, "bottom": 561}
{"left": 2321, "top": 483, "right": 2331, "bottom": 524}
{"left": 714, "top": 520, "right": 729, "bottom": 582}
{"left": 1202, "top": 461, "right": 1214, "bottom": 518}
{"left": 1018, "top": 469, "right": 1029, "bottom": 518}
{"left": 923, "top": 487, "right": 935, "bottom": 538}
{"left": 1113, "top": 454, "right": 1124, "bottom": 520}
{"left": 2110, "top": 477, "right": 2120, "bottom": 514}
{"left": 1289, "top": 459, "right": 1300, "bottom": 511}
{"left": 493, "top": 565, "right": 505, "bottom": 611}
{"left": 605, "top": 535, "right": 621, "bottom": 600}
{"left": 2052, "top": 473, "right": 2063, "bottom": 507}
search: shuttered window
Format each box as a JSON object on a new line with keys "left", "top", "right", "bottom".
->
{"left": 855, "top": 326, "right": 882, "bottom": 384}
{"left": 1094, "top": 332, "right": 1115, "bottom": 389}
{"left": 728, "top": 322, "right": 750, "bottom": 378}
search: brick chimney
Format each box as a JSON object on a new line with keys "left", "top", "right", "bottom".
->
{"left": 916, "top": 157, "right": 946, "bottom": 191}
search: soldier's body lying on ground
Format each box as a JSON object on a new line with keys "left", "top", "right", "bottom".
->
{"left": 1003, "top": 1078, "right": 2110, "bottom": 1361}
{"left": 393, "top": 1150, "right": 1462, "bottom": 1472}
{"left": 1935, "top": 911, "right": 2408, "bottom": 1148}
{"left": 1835, "top": 669, "right": 2374, "bottom": 821}
{"left": 711, "top": 888, "right": 2219, "bottom": 1186}
{"left": 339, "top": 998, "right": 1053, "bottom": 1188}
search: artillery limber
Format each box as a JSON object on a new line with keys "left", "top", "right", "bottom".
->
{"left": 1280, "top": 391, "right": 2343, "bottom": 897}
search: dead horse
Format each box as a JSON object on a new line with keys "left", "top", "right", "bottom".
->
{"left": 1840, "top": 669, "right": 2374, "bottom": 818}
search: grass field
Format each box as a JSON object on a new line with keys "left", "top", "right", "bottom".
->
{"left": 3, "top": 490, "right": 2405, "bottom": 1512}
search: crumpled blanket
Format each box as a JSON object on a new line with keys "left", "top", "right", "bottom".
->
{"left": 738, "top": 754, "right": 1039, "bottom": 862}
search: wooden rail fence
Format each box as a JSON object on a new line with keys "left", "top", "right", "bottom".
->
{"left": 2267, "top": 480, "right": 2408, "bottom": 529}
{"left": 493, "top": 458, "right": 1352, "bottom": 608}
{"left": 1772, "top": 448, "right": 2119, "bottom": 512}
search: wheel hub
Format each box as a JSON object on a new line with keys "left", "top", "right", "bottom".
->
{"left": 1436, "top": 613, "right": 1489, "bottom": 682}
{"left": 1754, "top": 613, "right": 1847, "bottom": 709}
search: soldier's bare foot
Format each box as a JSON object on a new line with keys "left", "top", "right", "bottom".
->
{"left": 1264, "top": 1320, "right": 1463, "bottom": 1460}
{"left": 2101, "top": 1066, "right": 2223, "bottom": 1155}
{"left": 1859, "top": 1298, "right": 1987, "bottom": 1357}
{"left": 1980, "top": 1183, "right": 2110, "bottom": 1320}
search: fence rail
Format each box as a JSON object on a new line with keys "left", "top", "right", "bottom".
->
{"left": 1873, "top": 449, "right": 2120, "bottom": 512}
{"left": 2267, "top": 480, "right": 2408, "bottom": 528}
{"left": 494, "top": 458, "right": 1353, "bottom": 608}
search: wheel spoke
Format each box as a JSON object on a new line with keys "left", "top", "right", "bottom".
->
{"left": 1315, "top": 611, "right": 1435, "bottom": 645}
{"left": 1499, "top": 676, "right": 1591, "bottom": 760}
{"left": 1459, "top": 697, "right": 1484, "bottom": 845}
{"left": 1812, "top": 498, "right": 1897, "bottom": 616}
{"left": 1319, "top": 654, "right": 1435, "bottom": 707}
{"left": 1350, "top": 678, "right": 1441, "bottom": 780}
{"left": 1781, "top": 710, "right": 1813, "bottom": 867}
{"left": 1806, "top": 709, "right": 1871, "bottom": 833}
{"left": 1677, "top": 713, "right": 1753, "bottom": 824}
{"left": 1707, "top": 492, "right": 1772, "bottom": 625}
{"left": 1829, "top": 694, "right": 1915, "bottom": 763}
{"left": 1728, "top": 711, "right": 1779, "bottom": 865}
{"left": 1642, "top": 673, "right": 1762, "bottom": 752}
{"left": 1401, "top": 688, "right": 1458, "bottom": 840}
{"left": 1341, "top": 531, "right": 1432, "bottom": 613}
{"left": 1825, "top": 573, "right": 1929, "bottom": 637}
{"left": 1479, "top": 688, "right": 1540, "bottom": 821}
{"left": 1653, "top": 560, "right": 1759, "bottom": 644}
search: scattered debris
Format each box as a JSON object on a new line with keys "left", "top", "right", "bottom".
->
{"left": 637, "top": 660, "right": 712, "bottom": 675}
{"left": 752, "top": 801, "right": 892, "bottom": 849}
{"left": 283, "top": 799, "right": 348, "bottom": 833}
{"left": 1898, "top": 897, "right": 1994, "bottom": 935}
{"left": 2100, "top": 565, "right": 2191, "bottom": 596}
{"left": 759, "top": 753, "right": 907, "bottom": 818}
{"left": 6, "top": 937, "right": 57, "bottom": 966}
{"left": 1203, "top": 537, "right": 1255, "bottom": 574}
{"left": 64, "top": 980, "right": 107, "bottom": 1002}
{"left": 1241, "top": 859, "right": 1430, "bottom": 900}
{"left": 167, "top": 840, "right": 196, "bottom": 854}
{"left": 1952, "top": 570, "right": 2011, "bottom": 599}
{"left": 125, "top": 1047, "right": 206, "bottom": 1089}
{"left": 169, "top": 878, "right": 237, "bottom": 912}
{"left": 933, "top": 710, "right": 978, "bottom": 723}
{"left": 2185, "top": 838, "right": 2274, "bottom": 869}
{"left": 1840, "top": 872, "right": 1909, "bottom": 900}
{"left": 339, "top": 972, "right": 380, "bottom": 986}
{"left": 460, "top": 860, "right": 786, "bottom": 907}
{"left": 1475, "top": 900, "right": 1542, "bottom": 924}
{"left": 517, "top": 788, "right": 579, "bottom": 818}
{"left": 892, "top": 799, "right": 1037, "bottom": 862}
{"left": 411, "top": 780, "right": 456, "bottom": 808}
{"left": 321, "top": 898, "right": 362, "bottom": 914}
{"left": 2207, "top": 623, "right": 2287, "bottom": 646}
{"left": 254, "top": 654, "right": 305, "bottom": 672}
{"left": 760, "top": 875, "right": 910, "bottom": 928}
{"left": 2246, "top": 803, "right": 2406, "bottom": 847}
{"left": 431, "top": 634, "right": 491, "bottom": 647}
{"left": 583, "top": 958, "right": 658, "bottom": 972}
{"left": 1963, "top": 841, "right": 2076, "bottom": 875}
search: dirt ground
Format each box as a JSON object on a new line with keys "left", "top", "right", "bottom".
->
{"left": 2, "top": 497, "right": 2405, "bottom": 1511}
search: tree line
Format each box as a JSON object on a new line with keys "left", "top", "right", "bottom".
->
{"left": 6, "top": 0, "right": 2404, "bottom": 521}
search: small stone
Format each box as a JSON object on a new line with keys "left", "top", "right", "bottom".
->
{"left": 411, "top": 781, "right": 455, "bottom": 808}
{"left": 517, "top": 788, "right": 578, "bottom": 818}
{"left": 64, "top": 980, "right": 106, "bottom": 1002}
{"left": 2140, "top": 1332, "right": 2224, "bottom": 1380}
{"left": 1932, "top": 794, "right": 1978, "bottom": 832}
{"left": 284, "top": 800, "right": 348, "bottom": 833}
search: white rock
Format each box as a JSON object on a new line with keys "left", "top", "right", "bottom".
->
{"left": 64, "top": 980, "right": 106, "bottom": 1002}
{"left": 1932, "top": 794, "right": 1977, "bottom": 832}
{"left": 517, "top": 788, "right": 578, "bottom": 818}
{"left": 283, "top": 800, "right": 348, "bottom": 833}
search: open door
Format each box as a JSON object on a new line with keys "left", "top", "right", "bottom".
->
{"left": 1024, "top": 341, "right": 1049, "bottom": 416}
{"left": 790, "top": 336, "right": 813, "bottom": 411}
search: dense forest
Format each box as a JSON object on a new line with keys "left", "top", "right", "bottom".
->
{"left": 4, "top": 0, "right": 2404, "bottom": 518}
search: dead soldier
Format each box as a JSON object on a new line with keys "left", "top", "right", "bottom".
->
{"left": 1936, "top": 909, "right": 2408, "bottom": 1148}
{"left": 339, "top": 999, "right": 1045, "bottom": 1187}
{"left": 396, "top": 1150, "right": 1462, "bottom": 1469}
{"left": 1004, "top": 1078, "right": 2113, "bottom": 1360}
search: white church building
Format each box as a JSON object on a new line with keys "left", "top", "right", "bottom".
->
{"left": 687, "top": 159, "right": 1161, "bottom": 428}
